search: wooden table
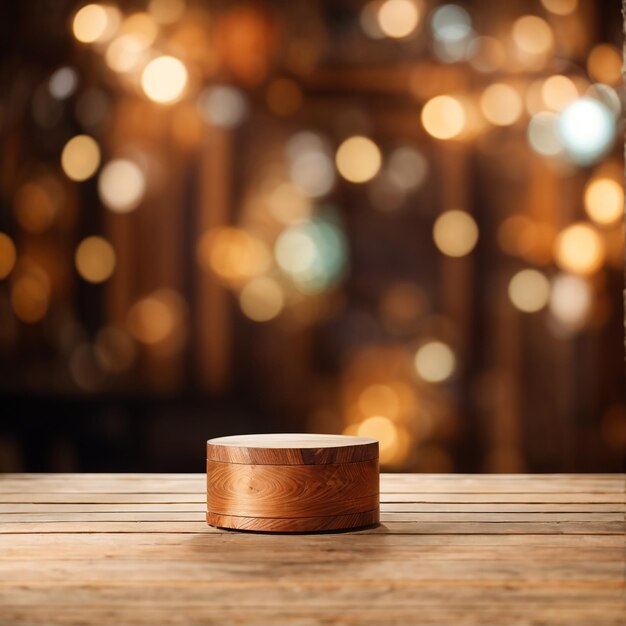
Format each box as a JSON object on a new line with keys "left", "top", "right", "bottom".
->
{"left": 0, "top": 473, "right": 624, "bottom": 625}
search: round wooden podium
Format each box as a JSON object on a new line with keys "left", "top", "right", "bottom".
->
{"left": 206, "top": 434, "right": 380, "bottom": 532}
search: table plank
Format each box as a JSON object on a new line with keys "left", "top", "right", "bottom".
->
{"left": 0, "top": 473, "right": 623, "bottom": 626}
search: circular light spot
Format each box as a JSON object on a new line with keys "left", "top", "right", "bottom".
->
{"left": 98, "top": 159, "right": 146, "bottom": 213}
{"left": 512, "top": 15, "right": 553, "bottom": 55}
{"left": 468, "top": 36, "right": 506, "bottom": 73}
{"left": 587, "top": 44, "right": 622, "bottom": 85}
{"left": 553, "top": 222, "right": 604, "bottom": 275}
{"left": 105, "top": 35, "right": 149, "bottom": 73}
{"left": 541, "top": 75, "right": 578, "bottom": 112}
{"left": 549, "top": 273, "right": 592, "bottom": 329}
{"left": 584, "top": 178, "right": 623, "bottom": 226}
{"left": 540, "top": 0, "right": 577, "bottom": 15}
{"left": 527, "top": 111, "right": 562, "bottom": 156}
{"left": 430, "top": 4, "right": 471, "bottom": 42}
{"left": 335, "top": 136, "right": 382, "bottom": 184}
{"left": 433, "top": 210, "right": 478, "bottom": 257}
{"left": 387, "top": 146, "right": 428, "bottom": 191}
{"left": 49, "top": 67, "right": 78, "bottom": 100}
{"left": 480, "top": 83, "right": 523, "bottom": 126}
{"left": 508, "top": 269, "right": 550, "bottom": 313}
{"left": 377, "top": 0, "right": 420, "bottom": 39}
{"left": 290, "top": 150, "right": 335, "bottom": 197}
{"left": 198, "top": 85, "right": 248, "bottom": 128}
{"left": 239, "top": 276, "right": 284, "bottom": 322}
{"left": 421, "top": 95, "right": 465, "bottom": 140}
{"left": 141, "top": 56, "right": 188, "bottom": 104}
{"left": 275, "top": 229, "right": 317, "bottom": 274}
{"left": 358, "top": 384, "right": 400, "bottom": 420}
{"left": 357, "top": 415, "right": 398, "bottom": 454}
{"left": 72, "top": 4, "right": 120, "bottom": 43}
{"left": 61, "top": 135, "right": 101, "bottom": 181}
{"left": 11, "top": 275, "right": 49, "bottom": 324}
{"left": 267, "top": 183, "right": 312, "bottom": 224}
{"left": 557, "top": 98, "right": 615, "bottom": 165}
{"left": 75, "top": 236, "right": 116, "bottom": 283}
{"left": 128, "top": 290, "right": 181, "bottom": 344}
{"left": 148, "top": 0, "right": 186, "bottom": 24}
{"left": 414, "top": 341, "right": 456, "bottom": 383}
{"left": 0, "top": 233, "right": 16, "bottom": 279}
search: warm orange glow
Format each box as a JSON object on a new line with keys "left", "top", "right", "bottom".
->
{"left": 128, "top": 291, "right": 182, "bottom": 344}
{"left": 61, "top": 135, "right": 101, "bottom": 181}
{"left": 239, "top": 276, "right": 284, "bottom": 322}
{"left": 480, "top": 83, "right": 522, "bottom": 126}
{"left": 433, "top": 210, "right": 478, "bottom": 257}
{"left": 0, "top": 233, "right": 16, "bottom": 279}
{"left": 508, "top": 269, "right": 550, "bottom": 313}
{"left": 587, "top": 44, "right": 622, "bottom": 85}
{"left": 98, "top": 159, "right": 146, "bottom": 213}
{"left": 553, "top": 223, "right": 605, "bottom": 275}
{"left": 357, "top": 415, "right": 398, "bottom": 454}
{"left": 14, "top": 182, "right": 57, "bottom": 234}
{"left": 540, "top": 0, "right": 577, "bottom": 15}
{"left": 141, "top": 56, "right": 188, "bottom": 103}
{"left": 377, "top": 0, "right": 420, "bottom": 39}
{"left": 584, "top": 178, "right": 623, "bottom": 226}
{"left": 541, "top": 75, "right": 578, "bottom": 112}
{"left": 512, "top": 15, "right": 553, "bottom": 55}
{"left": 358, "top": 384, "right": 400, "bottom": 420}
{"left": 72, "top": 4, "right": 120, "bottom": 43}
{"left": 75, "top": 236, "right": 116, "bottom": 283}
{"left": 335, "top": 136, "right": 382, "bottom": 183}
{"left": 148, "top": 0, "right": 186, "bottom": 24}
{"left": 11, "top": 273, "right": 50, "bottom": 324}
{"left": 421, "top": 95, "right": 465, "bottom": 140}
{"left": 414, "top": 341, "right": 455, "bottom": 383}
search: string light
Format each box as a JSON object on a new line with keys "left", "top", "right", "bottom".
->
{"left": 414, "top": 341, "right": 456, "bottom": 382}
{"left": 377, "top": 0, "right": 420, "bottom": 39}
{"left": 584, "top": 178, "right": 623, "bottom": 226}
{"left": 553, "top": 223, "right": 604, "bottom": 275}
{"left": 98, "top": 159, "right": 146, "bottom": 213}
{"left": 72, "top": 4, "right": 120, "bottom": 43}
{"left": 508, "top": 269, "right": 550, "bottom": 313}
{"left": 75, "top": 236, "right": 116, "bottom": 283}
{"left": 61, "top": 135, "right": 101, "bottom": 181}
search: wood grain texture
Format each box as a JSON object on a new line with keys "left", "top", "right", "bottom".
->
{"left": 207, "top": 433, "right": 379, "bottom": 465}
{"left": 0, "top": 473, "right": 624, "bottom": 626}
{"left": 206, "top": 434, "right": 380, "bottom": 532}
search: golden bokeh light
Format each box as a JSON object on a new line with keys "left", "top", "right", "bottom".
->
{"left": 239, "top": 276, "right": 284, "bottom": 322}
{"left": 74, "top": 236, "right": 116, "bottom": 283}
{"left": 197, "top": 228, "right": 271, "bottom": 283}
{"left": 553, "top": 223, "right": 605, "bottom": 275}
{"left": 433, "top": 210, "right": 478, "bottom": 257}
{"left": 357, "top": 415, "right": 398, "bottom": 455}
{"left": 414, "top": 340, "right": 456, "bottom": 383}
{"left": 587, "top": 44, "right": 622, "bottom": 86}
{"left": 267, "top": 183, "right": 312, "bottom": 224}
{"left": 377, "top": 0, "right": 420, "bottom": 39}
{"left": 98, "top": 159, "right": 146, "bottom": 213}
{"left": 0, "top": 233, "right": 17, "bottom": 279}
{"left": 508, "top": 269, "right": 550, "bottom": 313}
{"left": 14, "top": 181, "right": 58, "bottom": 234}
{"left": 421, "top": 95, "right": 466, "bottom": 140}
{"left": 141, "top": 56, "right": 188, "bottom": 104}
{"left": 266, "top": 78, "right": 303, "bottom": 116}
{"left": 335, "top": 136, "right": 382, "bottom": 183}
{"left": 358, "top": 384, "right": 400, "bottom": 420}
{"left": 61, "top": 135, "right": 101, "bottom": 182}
{"left": 148, "top": 0, "right": 186, "bottom": 24}
{"left": 72, "top": 4, "right": 120, "bottom": 43}
{"left": 480, "top": 83, "right": 523, "bottom": 126}
{"left": 128, "top": 290, "right": 182, "bottom": 345}
{"left": 584, "top": 178, "right": 623, "bottom": 226}
{"left": 549, "top": 273, "right": 592, "bottom": 330}
{"left": 541, "top": 75, "right": 578, "bottom": 112}
{"left": 512, "top": 15, "right": 553, "bottom": 56}
{"left": 11, "top": 273, "right": 50, "bottom": 324}
{"left": 105, "top": 35, "right": 149, "bottom": 73}
{"left": 540, "top": 0, "right": 577, "bottom": 15}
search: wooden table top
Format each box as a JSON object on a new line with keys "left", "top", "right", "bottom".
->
{"left": 0, "top": 473, "right": 624, "bottom": 625}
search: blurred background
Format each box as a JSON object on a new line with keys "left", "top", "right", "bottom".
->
{"left": 0, "top": 0, "right": 624, "bottom": 474}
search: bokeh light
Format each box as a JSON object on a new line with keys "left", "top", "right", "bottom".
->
{"left": 549, "top": 273, "right": 592, "bottom": 330}
{"left": 541, "top": 75, "right": 578, "bottom": 112}
{"left": 335, "top": 136, "right": 382, "bottom": 184}
{"left": 98, "top": 159, "right": 146, "bottom": 213}
{"left": 377, "top": 0, "right": 420, "bottom": 39}
{"left": 239, "top": 276, "right": 284, "bottom": 322}
{"left": 198, "top": 86, "right": 248, "bottom": 128}
{"left": 14, "top": 179, "right": 60, "bottom": 234}
{"left": 430, "top": 4, "right": 471, "bottom": 43}
{"left": 75, "top": 236, "right": 116, "bottom": 283}
{"left": 553, "top": 223, "right": 605, "bottom": 275}
{"left": 357, "top": 415, "right": 398, "bottom": 458}
{"left": 49, "top": 67, "right": 78, "bottom": 100}
{"left": 480, "top": 83, "right": 522, "bottom": 126}
{"left": 527, "top": 111, "right": 562, "bottom": 157}
{"left": 288, "top": 132, "right": 335, "bottom": 198}
{"left": 128, "top": 289, "right": 183, "bottom": 345}
{"left": 10, "top": 267, "right": 50, "bottom": 324}
{"left": 557, "top": 98, "right": 615, "bottom": 165}
{"left": 148, "top": 0, "right": 186, "bottom": 24}
{"left": 414, "top": 341, "right": 456, "bottom": 382}
{"left": 61, "top": 135, "right": 101, "bottom": 182}
{"left": 141, "top": 56, "right": 188, "bottom": 104}
{"left": 358, "top": 384, "right": 401, "bottom": 420}
{"left": 540, "top": 0, "right": 577, "bottom": 15}
{"left": 512, "top": 15, "right": 553, "bottom": 56}
{"left": 387, "top": 146, "right": 428, "bottom": 191}
{"left": 421, "top": 95, "right": 465, "bottom": 140}
{"left": 508, "top": 269, "right": 550, "bottom": 313}
{"left": 587, "top": 44, "right": 622, "bottom": 85}
{"left": 0, "top": 233, "right": 17, "bottom": 279}
{"left": 433, "top": 210, "right": 478, "bottom": 257}
{"left": 267, "top": 183, "right": 312, "bottom": 225}
{"left": 584, "top": 178, "right": 623, "bottom": 226}
{"left": 72, "top": 4, "right": 120, "bottom": 44}
{"left": 197, "top": 227, "right": 271, "bottom": 283}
